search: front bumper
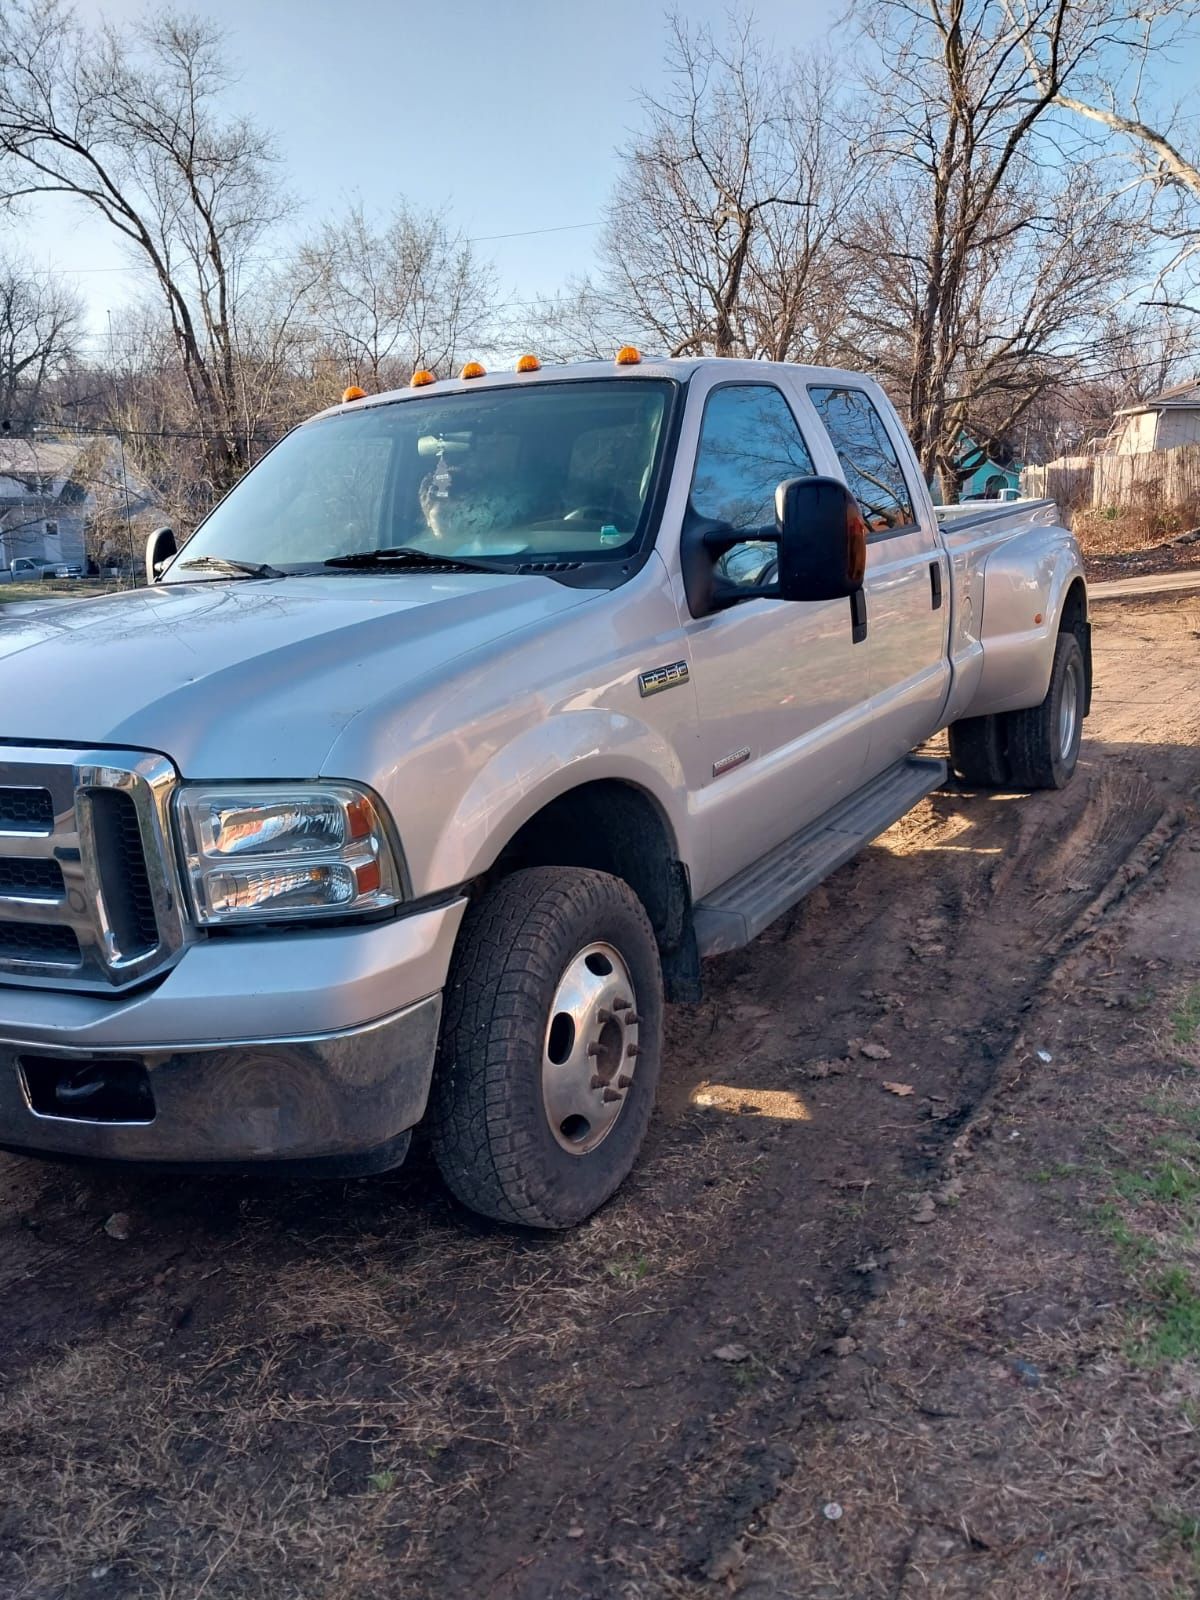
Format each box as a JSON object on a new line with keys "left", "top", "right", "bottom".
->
{"left": 0, "top": 899, "right": 466, "bottom": 1168}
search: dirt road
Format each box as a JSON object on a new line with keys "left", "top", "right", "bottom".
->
{"left": 0, "top": 593, "right": 1196, "bottom": 1600}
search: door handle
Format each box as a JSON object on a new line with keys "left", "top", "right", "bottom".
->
{"left": 929, "top": 560, "right": 943, "bottom": 610}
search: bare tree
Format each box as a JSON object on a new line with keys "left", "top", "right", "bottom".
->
{"left": 0, "top": 252, "right": 82, "bottom": 426}
{"left": 295, "top": 202, "right": 496, "bottom": 387}
{"left": 0, "top": 1, "right": 290, "bottom": 492}
{"left": 543, "top": 16, "right": 860, "bottom": 363}
{"left": 845, "top": 0, "right": 1147, "bottom": 496}
{"left": 1008, "top": 0, "right": 1200, "bottom": 310}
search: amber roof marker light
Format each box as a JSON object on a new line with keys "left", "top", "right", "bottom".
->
{"left": 341, "top": 385, "right": 367, "bottom": 402}
{"left": 515, "top": 354, "right": 541, "bottom": 373}
{"left": 460, "top": 361, "right": 487, "bottom": 380}
{"left": 410, "top": 369, "right": 436, "bottom": 388}
{"left": 615, "top": 345, "right": 642, "bottom": 366}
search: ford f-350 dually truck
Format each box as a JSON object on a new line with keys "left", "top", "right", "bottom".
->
{"left": 0, "top": 354, "right": 1091, "bottom": 1227}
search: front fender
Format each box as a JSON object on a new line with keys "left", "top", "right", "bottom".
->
{"left": 962, "top": 528, "right": 1085, "bottom": 719}
{"left": 422, "top": 709, "right": 695, "bottom": 891}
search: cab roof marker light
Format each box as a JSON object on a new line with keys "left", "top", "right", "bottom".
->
{"left": 410, "top": 369, "right": 436, "bottom": 388}
{"left": 341, "top": 385, "right": 367, "bottom": 402}
{"left": 460, "top": 360, "right": 487, "bottom": 380}
{"left": 515, "top": 353, "right": 541, "bottom": 373}
{"left": 615, "top": 345, "right": 642, "bottom": 366}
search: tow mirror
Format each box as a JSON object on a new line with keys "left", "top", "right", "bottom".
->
{"left": 774, "top": 477, "right": 866, "bottom": 602}
{"left": 145, "top": 525, "right": 177, "bottom": 585}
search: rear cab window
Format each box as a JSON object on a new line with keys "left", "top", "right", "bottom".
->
{"left": 808, "top": 385, "right": 916, "bottom": 535}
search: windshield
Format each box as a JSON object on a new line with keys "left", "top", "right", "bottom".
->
{"left": 167, "top": 378, "right": 675, "bottom": 577}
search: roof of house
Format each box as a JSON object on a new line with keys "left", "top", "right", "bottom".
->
{"left": 0, "top": 435, "right": 95, "bottom": 497}
{"left": 1115, "top": 377, "right": 1200, "bottom": 417}
{"left": 0, "top": 433, "right": 156, "bottom": 516}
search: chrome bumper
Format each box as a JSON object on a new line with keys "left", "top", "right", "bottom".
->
{"left": 0, "top": 993, "right": 442, "bottom": 1169}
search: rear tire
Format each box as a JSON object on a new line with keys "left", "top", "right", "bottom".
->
{"left": 428, "top": 866, "right": 664, "bottom": 1229}
{"left": 948, "top": 713, "right": 1010, "bottom": 787}
{"left": 1005, "top": 631, "right": 1086, "bottom": 790}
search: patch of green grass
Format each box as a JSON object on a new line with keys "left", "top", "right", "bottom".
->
{"left": 1141, "top": 1097, "right": 1200, "bottom": 1127}
{"left": 1115, "top": 1157, "right": 1200, "bottom": 1207}
{"left": 1165, "top": 1509, "right": 1200, "bottom": 1558}
{"left": 367, "top": 1470, "right": 397, "bottom": 1494}
{"left": 605, "top": 1253, "right": 649, "bottom": 1286}
{"left": 1033, "top": 1159, "right": 1083, "bottom": 1183}
{"left": 1096, "top": 1199, "right": 1159, "bottom": 1264}
{"left": 1146, "top": 1269, "right": 1200, "bottom": 1362}
{"left": 1171, "top": 986, "right": 1200, "bottom": 1048}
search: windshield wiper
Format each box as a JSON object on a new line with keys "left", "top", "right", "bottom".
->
{"left": 323, "top": 546, "right": 512, "bottom": 574}
{"left": 178, "top": 555, "right": 284, "bottom": 579}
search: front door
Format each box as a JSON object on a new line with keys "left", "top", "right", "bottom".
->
{"left": 680, "top": 381, "right": 870, "bottom": 894}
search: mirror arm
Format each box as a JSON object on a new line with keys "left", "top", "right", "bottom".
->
{"left": 680, "top": 513, "right": 780, "bottom": 618}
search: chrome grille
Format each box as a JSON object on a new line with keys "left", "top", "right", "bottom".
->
{"left": 0, "top": 747, "right": 188, "bottom": 992}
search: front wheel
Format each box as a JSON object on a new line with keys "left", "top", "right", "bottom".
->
{"left": 428, "top": 867, "right": 664, "bottom": 1228}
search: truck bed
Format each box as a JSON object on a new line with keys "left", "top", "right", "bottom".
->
{"left": 933, "top": 497, "right": 1059, "bottom": 535}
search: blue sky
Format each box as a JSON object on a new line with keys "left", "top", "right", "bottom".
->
{"left": 18, "top": 0, "right": 1199, "bottom": 359}
{"left": 24, "top": 0, "right": 841, "bottom": 354}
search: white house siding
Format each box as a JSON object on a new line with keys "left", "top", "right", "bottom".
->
{"left": 1156, "top": 409, "right": 1200, "bottom": 451}
{"left": 1114, "top": 411, "right": 1160, "bottom": 454}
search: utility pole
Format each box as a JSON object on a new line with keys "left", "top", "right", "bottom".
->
{"left": 108, "top": 309, "right": 137, "bottom": 586}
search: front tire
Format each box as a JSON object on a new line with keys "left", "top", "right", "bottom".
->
{"left": 428, "top": 866, "right": 664, "bottom": 1228}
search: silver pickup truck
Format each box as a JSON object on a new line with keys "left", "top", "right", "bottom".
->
{"left": 0, "top": 355, "right": 1090, "bottom": 1226}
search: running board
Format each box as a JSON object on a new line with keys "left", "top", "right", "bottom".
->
{"left": 693, "top": 756, "right": 948, "bottom": 957}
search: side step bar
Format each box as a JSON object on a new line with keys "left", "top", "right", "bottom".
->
{"left": 693, "top": 755, "right": 948, "bottom": 957}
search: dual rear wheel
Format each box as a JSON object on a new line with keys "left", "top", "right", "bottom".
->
{"left": 949, "top": 629, "right": 1086, "bottom": 791}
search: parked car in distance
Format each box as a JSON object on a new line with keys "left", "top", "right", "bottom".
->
{"left": 0, "top": 353, "right": 1091, "bottom": 1228}
{"left": 4, "top": 557, "right": 84, "bottom": 581}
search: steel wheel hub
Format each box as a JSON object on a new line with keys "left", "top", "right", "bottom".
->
{"left": 542, "top": 942, "right": 640, "bottom": 1155}
{"left": 1059, "top": 661, "right": 1080, "bottom": 760}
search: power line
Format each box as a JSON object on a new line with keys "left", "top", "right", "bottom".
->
{"left": 50, "top": 218, "right": 603, "bottom": 275}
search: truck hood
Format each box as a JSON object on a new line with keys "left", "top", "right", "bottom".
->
{"left": 2, "top": 573, "right": 594, "bottom": 776}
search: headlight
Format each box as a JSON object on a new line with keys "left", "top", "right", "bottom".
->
{"left": 174, "top": 783, "right": 405, "bottom": 926}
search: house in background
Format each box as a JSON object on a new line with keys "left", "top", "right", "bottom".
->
{"left": 929, "top": 435, "right": 1023, "bottom": 504}
{"left": 1108, "top": 378, "right": 1200, "bottom": 455}
{"left": 0, "top": 432, "right": 160, "bottom": 572}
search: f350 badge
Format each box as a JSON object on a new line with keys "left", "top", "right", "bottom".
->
{"left": 637, "top": 660, "right": 690, "bottom": 697}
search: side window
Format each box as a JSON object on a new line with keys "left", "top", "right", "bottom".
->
{"left": 690, "top": 384, "right": 816, "bottom": 589}
{"left": 808, "top": 386, "right": 915, "bottom": 533}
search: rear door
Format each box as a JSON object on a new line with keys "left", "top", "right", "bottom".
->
{"left": 679, "top": 379, "right": 870, "bottom": 892}
{"left": 807, "top": 383, "right": 950, "bottom": 772}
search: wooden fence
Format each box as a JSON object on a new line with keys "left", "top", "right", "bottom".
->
{"left": 1022, "top": 441, "right": 1200, "bottom": 514}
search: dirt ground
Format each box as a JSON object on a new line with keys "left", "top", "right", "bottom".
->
{"left": 1080, "top": 526, "right": 1200, "bottom": 584}
{"left": 0, "top": 593, "right": 1197, "bottom": 1600}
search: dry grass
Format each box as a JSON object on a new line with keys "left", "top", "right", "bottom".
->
{"left": 719, "top": 887, "right": 1200, "bottom": 1597}
{"left": 1073, "top": 493, "right": 1200, "bottom": 556}
{"left": 0, "top": 1126, "right": 754, "bottom": 1599}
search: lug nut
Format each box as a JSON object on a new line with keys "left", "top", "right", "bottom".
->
{"left": 623, "top": 1013, "right": 642, "bottom": 1026}
{"left": 612, "top": 998, "right": 631, "bottom": 1011}
{"left": 590, "top": 1074, "right": 607, "bottom": 1090}
{"left": 625, "top": 1043, "right": 640, "bottom": 1058}
{"left": 617, "top": 1073, "right": 633, "bottom": 1088}
{"left": 587, "top": 1042, "right": 602, "bottom": 1057}
{"left": 602, "top": 1088, "right": 622, "bottom": 1102}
